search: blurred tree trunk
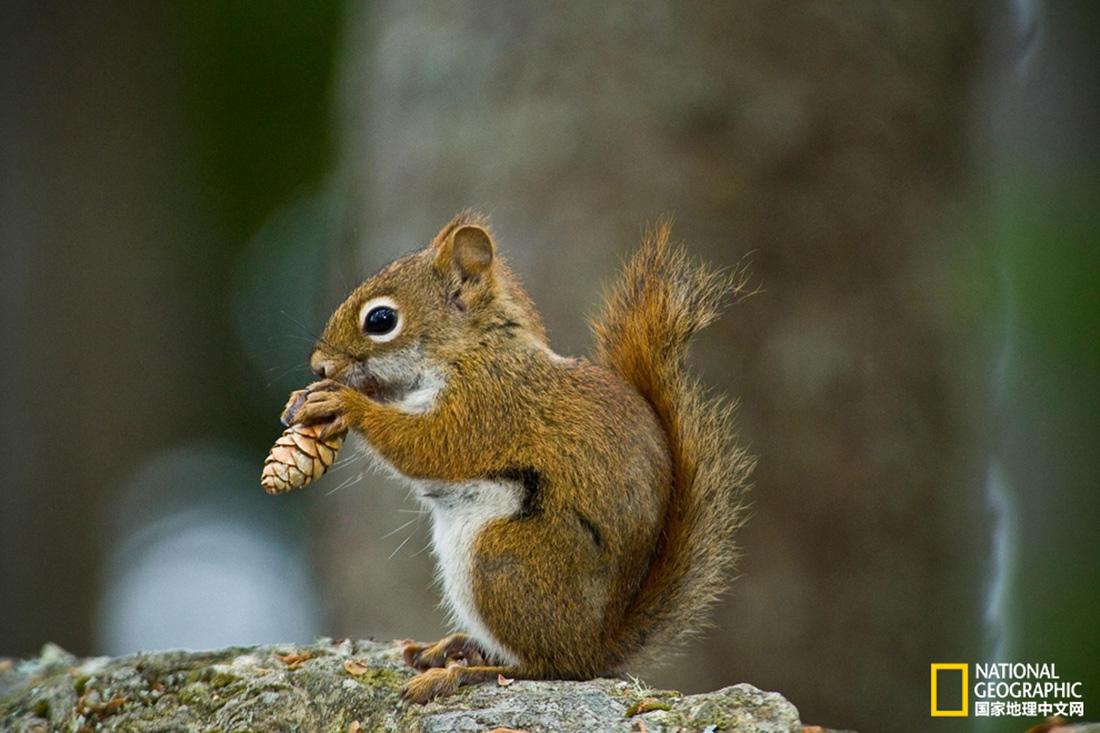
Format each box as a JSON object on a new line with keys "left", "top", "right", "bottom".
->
{"left": 0, "top": 2, "right": 228, "bottom": 656}
{"left": 333, "top": 3, "right": 991, "bottom": 732}
{"left": 1, "top": 0, "right": 343, "bottom": 660}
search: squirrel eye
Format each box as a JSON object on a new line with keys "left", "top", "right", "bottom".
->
{"left": 365, "top": 306, "right": 397, "bottom": 333}
{"left": 359, "top": 297, "right": 403, "bottom": 343}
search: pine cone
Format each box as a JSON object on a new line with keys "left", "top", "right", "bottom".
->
{"left": 261, "top": 423, "right": 346, "bottom": 495}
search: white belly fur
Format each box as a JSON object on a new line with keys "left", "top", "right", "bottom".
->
{"left": 413, "top": 478, "right": 523, "bottom": 665}
{"left": 355, "top": 426, "right": 523, "bottom": 664}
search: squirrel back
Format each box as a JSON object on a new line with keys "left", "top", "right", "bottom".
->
{"left": 592, "top": 220, "right": 754, "bottom": 663}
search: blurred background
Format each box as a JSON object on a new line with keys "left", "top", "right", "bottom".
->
{"left": 1, "top": 2, "right": 1097, "bottom": 732}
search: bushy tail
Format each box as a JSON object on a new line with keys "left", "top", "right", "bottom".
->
{"left": 591, "top": 220, "right": 754, "bottom": 664}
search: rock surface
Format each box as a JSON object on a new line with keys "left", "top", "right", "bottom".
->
{"left": 0, "top": 639, "right": 805, "bottom": 732}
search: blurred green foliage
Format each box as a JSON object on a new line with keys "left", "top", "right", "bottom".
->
{"left": 1003, "top": 179, "right": 1100, "bottom": 376}
{"left": 998, "top": 174, "right": 1100, "bottom": 732}
{"left": 179, "top": 0, "right": 343, "bottom": 242}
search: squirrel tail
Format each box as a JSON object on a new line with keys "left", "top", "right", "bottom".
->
{"left": 591, "top": 219, "right": 754, "bottom": 665}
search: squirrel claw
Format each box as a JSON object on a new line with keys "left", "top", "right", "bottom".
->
{"left": 402, "top": 634, "right": 488, "bottom": 671}
{"left": 280, "top": 388, "right": 311, "bottom": 426}
{"left": 283, "top": 380, "right": 349, "bottom": 436}
{"left": 402, "top": 642, "right": 428, "bottom": 670}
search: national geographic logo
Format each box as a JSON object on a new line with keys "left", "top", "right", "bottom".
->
{"left": 931, "top": 662, "right": 1086, "bottom": 719}
{"left": 931, "top": 663, "right": 969, "bottom": 717}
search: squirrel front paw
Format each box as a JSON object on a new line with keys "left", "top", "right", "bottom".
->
{"left": 280, "top": 380, "right": 352, "bottom": 439}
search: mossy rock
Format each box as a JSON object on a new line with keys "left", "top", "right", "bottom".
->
{"left": 1, "top": 639, "right": 809, "bottom": 732}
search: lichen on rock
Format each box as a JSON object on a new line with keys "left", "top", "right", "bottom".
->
{"left": 1, "top": 639, "right": 808, "bottom": 732}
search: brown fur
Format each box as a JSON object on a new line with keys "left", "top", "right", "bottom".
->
{"left": 592, "top": 220, "right": 755, "bottom": 664}
{"left": 288, "top": 212, "right": 752, "bottom": 701}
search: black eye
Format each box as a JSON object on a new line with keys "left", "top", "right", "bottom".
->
{"left": 363, "top": 306, "right": 398, "bottom": 335}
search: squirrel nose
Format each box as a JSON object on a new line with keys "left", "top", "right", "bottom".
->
{"left": 310, "top": 352, "right": 337, "bottom": 379}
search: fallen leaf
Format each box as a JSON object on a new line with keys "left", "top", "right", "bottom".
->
{"left": 275, "top": 651, "right": 313, "bottom": 669}
{"left": 344, "top": 660, "right": 369, "bottom": 676}
{"left": 497, "top": 673, "right": 515, "bottom": 686}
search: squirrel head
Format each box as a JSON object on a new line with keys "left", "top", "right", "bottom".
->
{"left": 310, "top": 212, "right": 547, "bottom": 406}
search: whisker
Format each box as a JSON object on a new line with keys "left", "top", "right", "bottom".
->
{"left": 278, "top": 309, "right": 323, "bottom": 343}
{"left": 333, "top": 454, "right": 361, "bottom": 470}
{"left": 380, "top": 516, "right": 419, "bottom": 540}
{"left": 267, "top": 334, "right": 321, "bottom": 345}
{"left": 332, "top": 442, "right": 367, "bottom": 470}
{"left": 265, "top": 364, "right": 306, "bottom": 388}
{"left": 263, "top": 362, "right": 303, "bottom": 375}
{"left": 387, "top": 530, "right": 416, "bottom": 560}
{"left": 324, "top": 470, "right": 365, "bottom": 496}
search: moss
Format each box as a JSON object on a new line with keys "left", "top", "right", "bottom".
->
{"left": 624, "top": 696, "right": 672, "bottom": 716}
{"left": 179, "top": 674, "right": 260, "bottom": 716}
{"left": 208, "top": 671, "right": 240, "bottom": 689}
{"left": 183, "top": 669, "right": 208, "bottom": 686}
{"left": 176, "top": 682, "right": 211, "bottom": 707}
{"left": 351, "top": 667, "right": 405, "bottom": 691}
{"left": 1, "top": 643, "right": 801, "bottom": 731}
{"left": 72, "top": 674, "right": 90, "bottom": 696}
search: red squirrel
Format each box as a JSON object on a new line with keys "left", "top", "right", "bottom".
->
{"left": 282, "top": 212, "right": 753, "bottom": 703}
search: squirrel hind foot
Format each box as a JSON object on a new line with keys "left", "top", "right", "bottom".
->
{"left": 400, "top": 664, "right": 516, "bottom": 704}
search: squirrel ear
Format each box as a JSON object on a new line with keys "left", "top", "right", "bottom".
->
{"left": 436, "top": 224, "right": 494, "bottom": 281}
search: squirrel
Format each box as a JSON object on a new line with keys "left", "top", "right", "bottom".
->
{"left": 282, "top": 211, "right": 753, "bottom": 703}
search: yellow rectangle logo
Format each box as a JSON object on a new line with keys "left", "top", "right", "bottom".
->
{"left": 931, "top": 663, "right": 969, "bottom": 717}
